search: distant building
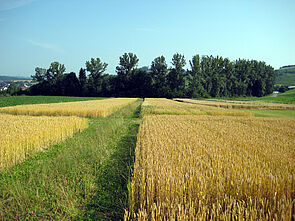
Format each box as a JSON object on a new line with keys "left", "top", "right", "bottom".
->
{"left": 272, "top": 91, "right": 279, "bottom": 97}
{"left": 0, "top": 86, "right": 8, "bottom": 91}
{"left": 21, "top": 86, "right": 30, "bottom": 91}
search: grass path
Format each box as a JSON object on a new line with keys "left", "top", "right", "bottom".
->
{"left": 239, "top": 109, "right": 295, "bottom": 118}
{"left": 0, "top": 100, "right": 142, "bottom": 220}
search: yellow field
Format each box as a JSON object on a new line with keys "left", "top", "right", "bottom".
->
{"left": 0, "top": 98, "right": 138, "bottom": 118}
{"left": 142, "top": 98, "right": 254, "bottom": 117}
{"left": 177, "top": 98, "right": 295, "bottom": 110}
{"left": 0, "top": 114, "right": 88, "bottom": 171}
{"left": 126, "top": 115, "right": 295, "bottom": 220}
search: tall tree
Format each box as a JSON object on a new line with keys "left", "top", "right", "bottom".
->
{"left": 59, "top": 72, "right": 80, "bottom": 96}
{"left": 167, "top": 53, "right": 186, "bottom": 97}
{"left": 116, "top": 53, "right": 139, "bottom": 78}
{"left": 115, "top": 53, "right": 139, "bottom": 96}
{"left": 86, "top": 58, "right": 108, "bottom": 80}
{"left": 31, "top": 67, "right": 46, "bottom": 82}
{"left": 151, "top": 56, "right": 168, "bottom": 97}
{"left": 78, "top": 68, "right": 87, "bottom": 96}
{"left": 188, "top": 55, "right": 204, "bottom": 97}
{"left": 129, "top": 69, "right": 152, "bottom": 98}
{"left": 46, "top": 62, "right": 66, "bottom": 83}
{"left": 200, "top": 56, "right": 213, "bottom": 97}
{"left": 85, "top": 58, "right": 108, "bottom": 96}
{"left": 223, "top": 58, "right": 235, "bottom": 97}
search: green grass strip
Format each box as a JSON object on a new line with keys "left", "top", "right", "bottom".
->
{"left": 243, "top": 109, "right": 295, "bottom": 118}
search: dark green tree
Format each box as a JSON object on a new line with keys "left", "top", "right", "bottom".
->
{"left": 167, "top": 53, "right": 186, "bottom": 97}
{"left": 100, "top": 74, "right": 116, "bottom": 97}
{"left": 200, "top": 56, "right": 213, "bottom": 97}
{"left": 188, "top": 55, "right": 204, "bottom": 97}
{"left": 151, "top": 56, "right": 168, "bottom": 97}
{"left": 223, "top": 58, "right": 235, "bottom": 97}
{"left": 59, "top": 72, "right": 80, "bottom": 96}
{"left": 7, "top": 84, "right": 21, "bottom": 95}
{"left": 31, "top": 67, "right": 46, "bottom": 82}
{"left": 78, "top": 68, "right": 87, "bottom": 96}
{"left": 46, "top": 62, "right": 66, "bottom": 83}
{"left": 115, "top": 53, "right": 139, "bottom": 96}
{"left": 128, "top": 69, "right": 152, "bottom": 98}
{"left": 85, "top": 58, "right": 108, "bottom": 96}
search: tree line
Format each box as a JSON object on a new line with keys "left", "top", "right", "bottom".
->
{"left": 29, "top": 53, "right": 275, "bottom": 98}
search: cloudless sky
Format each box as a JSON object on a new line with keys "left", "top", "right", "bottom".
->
{"left": 0, "top": 0, "right": 294, "bottom": 77}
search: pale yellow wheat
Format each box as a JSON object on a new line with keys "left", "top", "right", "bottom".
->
{"left": 0, "top": 114, "right": 88, "bottom": 171}
{"left": 141, "top": 98, "right": 254, "bottom": 117}
{"left": 178, "top": 98, "right": 295, "bottom": 110}
{"left": 0, "top": 98, "right": 138, "bottom": 118}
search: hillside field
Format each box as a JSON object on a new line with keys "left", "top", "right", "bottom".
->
{"left": 275, "top": 66, "right": 295, "bottom": 86}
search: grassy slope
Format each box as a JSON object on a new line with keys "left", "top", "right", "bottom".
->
{"left": 244, "top": 89, "right": 295, "bottom": 104}
{"left": 0, "top": 100, "right": 142, "bottom": 220}
{"left": 0, "top": 96, "right": 106, "bottom": 107}
{"left": 275, "top": 66, "right": 295, "bottom": 86}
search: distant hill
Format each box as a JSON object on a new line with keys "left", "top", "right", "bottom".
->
{"left": 275, "top": 66, "right": 295, "bottom": 86}
{"left": 0, "top": 75, "right": 31, "bottom": 81}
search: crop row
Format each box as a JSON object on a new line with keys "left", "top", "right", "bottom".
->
{"left": 177, "top": 98, "right": 295, "bottom": 110}
{"left": 0, "top": 98, "right": 138, "bottom": 118}
{"left": 141, "top": 98, "right": 254, "bottom": 117}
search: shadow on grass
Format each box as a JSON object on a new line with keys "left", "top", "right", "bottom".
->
{"left": 80, "top": 121, "right": 139, "bottom": 220}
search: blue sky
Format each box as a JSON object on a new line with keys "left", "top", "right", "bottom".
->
{"left": 0, "top": 0, "right": 294, "bottom": 77}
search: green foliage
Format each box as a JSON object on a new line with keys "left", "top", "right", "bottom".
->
{"left": 115, "top": 53, "right": 139, "bottom": 96}
{"left": 151, "top": 56, "right": 169, "bottom": 97}
{"left": 86, "top": 58, "right": 108, "bottom": 80}
{"left": 198, "top": 56, "right": 275, "bottom": 98}
{"left": 6, "top": 84, "right": 21, "bottom": 95}
{"left": 29, "top": 53, "right": 276, "bottom": 98}
{"left": 85, "top": 58, "right": 108, "bottom": 96}
{"left": 167, "top": 53, "right": 186, "bottom": 97}
{"left": 116, "top": 53, "right": 139, "bottom": 78}
{"left": 188, "top": 55, "right": 204, "bottom": 97}
{"left": 46, "top": 62, "right": 66, "bottom": 83}
{"left": 0, "top": 100, "right": 142, "bottom": 220}
{"left": 78, "top": 68, "right": 87, "bottom": 96}
{"left": 31, "top": 67, "right": 46, "bottom": 82}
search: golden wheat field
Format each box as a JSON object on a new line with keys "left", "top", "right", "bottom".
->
{"left": 177, "top": 98, "right": 295, "bottom": 110}
{"left": 0, "top": 98, "right": 138, "bottom": 118}
{"left": 126, "top": 115, "right": 295, "bottom": 220}
{"left": 141, "top": 98, "right": 254, "bottom": 117}
{"left": 0, "top": 114, "right": 88, "bottom": 171}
